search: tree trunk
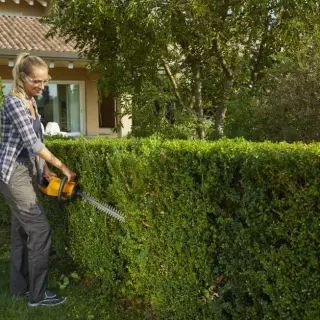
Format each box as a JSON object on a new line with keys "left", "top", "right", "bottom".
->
{"left": 163, "top": 61, "right": 187, "bottom": 112}
{"left": 211, "top": 37, "right": 234, "bottom": 139}
{"left": 215, "top": 76, "right": 233, "bottom": 138}
{"left": 215, "top": 104, "right": 227, "bottom": 138}
{"left": 191, "top": 60, "right": 204, "bottom": 139}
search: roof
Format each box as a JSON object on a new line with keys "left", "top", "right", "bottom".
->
{"left": 0, "top": 15, "right": 79, "bottom": 56}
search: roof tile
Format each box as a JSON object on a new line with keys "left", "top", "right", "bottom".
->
{"left": 0, "top": 15, "right": 78, "bottom": 53}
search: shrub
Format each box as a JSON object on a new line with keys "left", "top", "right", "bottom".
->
{"left": 1, "top": 137, "right": 320, "bottom": 319}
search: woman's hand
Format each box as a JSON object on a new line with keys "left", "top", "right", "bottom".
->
{"left": 43, "top": 164, "right": 57, "bottom": 182}
{"left": 60, "top": 165, "right": 77, "bottom": 182}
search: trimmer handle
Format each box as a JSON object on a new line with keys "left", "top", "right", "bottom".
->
{"left": 58, "top": 176, "right": 69, "bottom": 204}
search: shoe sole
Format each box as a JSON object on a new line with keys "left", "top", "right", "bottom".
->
{"left": 28, "top": 297, "right": 67, "bottom": 307}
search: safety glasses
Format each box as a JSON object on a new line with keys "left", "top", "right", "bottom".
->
{"left": 23, "top": 73, "right": 51, "bottom": 86}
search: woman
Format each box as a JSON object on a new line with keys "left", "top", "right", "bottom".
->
{"left": 0, "top": 53, "right": 76, "bottom": 307}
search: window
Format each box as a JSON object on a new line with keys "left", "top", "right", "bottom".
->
{"left": 2, "top": 83, "right": 11, "bottom": 96}
{"left": 35, "top": 84, "right": 81, "bottom": 133}
{"left": 99, "top": 94, "right": 115, "bottom": 128}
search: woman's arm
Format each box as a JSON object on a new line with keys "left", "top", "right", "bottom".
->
{"left": 38, "top": 147, "right": 76, "bottom": 181}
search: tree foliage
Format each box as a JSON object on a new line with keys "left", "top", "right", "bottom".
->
{"left": 44, "top": 0, "right": 320, "bottom": 139}
{"left": 226, "top": 40, "right": 320, "bottom": 143}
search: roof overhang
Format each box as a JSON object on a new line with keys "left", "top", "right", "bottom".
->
{"left": 0, "top": 49, "right": 90, "bottom": 68}
{"left": 0, "top": 48, "right": 89, "bottom": 61}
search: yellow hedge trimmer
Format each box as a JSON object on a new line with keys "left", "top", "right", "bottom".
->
{"left": 39, "top": 176, "right": 125, "bottom": 222}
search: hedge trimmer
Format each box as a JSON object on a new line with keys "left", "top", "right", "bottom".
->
{"left": 39, "top": 176, "right": 125, "bottom": 222}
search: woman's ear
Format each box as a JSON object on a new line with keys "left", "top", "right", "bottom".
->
{"left": 20, "top": 72, "right": 25, "bottom": 82}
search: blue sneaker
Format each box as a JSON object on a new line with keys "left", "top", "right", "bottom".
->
{"left": 28, "top": 290, "right": 66, "bottom": 307}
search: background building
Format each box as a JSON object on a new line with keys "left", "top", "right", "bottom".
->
{"left": 0, "top": 0, "right": 131, "bottom": 137}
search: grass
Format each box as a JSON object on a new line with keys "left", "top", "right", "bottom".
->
{"left": 0, "top": 225, "right": 147, "bottom": 320}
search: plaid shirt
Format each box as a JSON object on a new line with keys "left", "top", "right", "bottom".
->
{"left": 0, "top": 95, "right": 45, "bottom": 184}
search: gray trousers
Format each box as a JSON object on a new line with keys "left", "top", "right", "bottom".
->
{"left": 0, "top": 157, "right": 51, "bottom": 303}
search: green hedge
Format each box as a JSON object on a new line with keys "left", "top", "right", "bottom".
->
{"left": 1, "top": 137, "right": 320, "bottom": 319}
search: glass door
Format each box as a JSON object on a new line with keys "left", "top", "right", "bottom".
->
{"left": 35, "top": 83, "right": 81, "bottom": 133}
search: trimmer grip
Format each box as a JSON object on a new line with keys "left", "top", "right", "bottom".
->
{"left": 58, "top": 176, "right": 69, "bottom": 204}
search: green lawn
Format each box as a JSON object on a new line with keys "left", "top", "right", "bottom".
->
{"left": 0, "top": 225, "right": 146, "bottom": 320}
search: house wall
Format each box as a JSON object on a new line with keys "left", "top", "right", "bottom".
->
{"left": 0, "top": 2, "right": 46, "bottom": 16}
{"left": 116, "top": 95, "right": 132, "bottom": 138}
{"left": 0, "top": 64, "right": 100, "bottom": 136}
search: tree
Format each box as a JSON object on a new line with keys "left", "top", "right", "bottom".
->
{"left": 226, "top": 41, "right": 320, "bottom": 143}
{"left": 44, "top": 0, "right": 320, "bottom": 139}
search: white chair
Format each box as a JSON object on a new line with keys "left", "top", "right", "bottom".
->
{"left": 44, "top": 122, "right": 68, "bottom": 137}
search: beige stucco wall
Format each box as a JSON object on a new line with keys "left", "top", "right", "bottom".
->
{"left": 0, "top": 2, "right": 46, "bottom": 16}
{"left": 0, "top": 65, "right": 13, "bottom": 79}
{"left": 85, "top": 79, "right": 99, "bottom": 136}
{"left": 116, "top": 96, "right": 132, "bottom": 137}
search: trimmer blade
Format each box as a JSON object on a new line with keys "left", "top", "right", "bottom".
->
{"left": 79, "top": 192, "right": 125, "bottom": 222}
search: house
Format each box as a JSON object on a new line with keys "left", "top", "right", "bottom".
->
{"left": 0, "top": 0, "right": 132, "bottom": 137}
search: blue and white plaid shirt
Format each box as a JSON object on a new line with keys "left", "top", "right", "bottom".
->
{"left": 0, "top": 95, "right": 45, "bottom": 184}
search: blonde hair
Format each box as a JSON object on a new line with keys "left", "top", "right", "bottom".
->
{"left": 10, "top": 53, "right": 48, "bottom": 104}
